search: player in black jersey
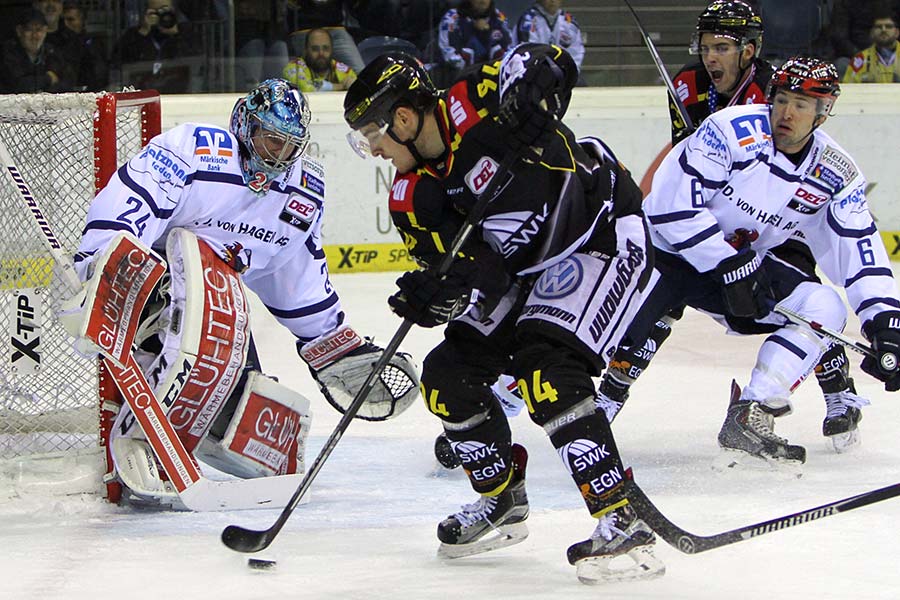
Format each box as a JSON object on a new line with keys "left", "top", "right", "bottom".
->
{"left": 670, "top": 0, "right": 772, "bottom": 144}
{"left": 601, "top": 1, "right": 869, "bottom": 456}
{"left": 344, "top": 46, "right": 664, "bottom": 583}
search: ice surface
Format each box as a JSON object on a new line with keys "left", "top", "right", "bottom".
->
{"left": 3, "top": 271, "right": 900, "bottom": 600}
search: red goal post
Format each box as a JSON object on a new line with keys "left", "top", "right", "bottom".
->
{"left": 0, "top": 90, "right": 160, "bottom": 499}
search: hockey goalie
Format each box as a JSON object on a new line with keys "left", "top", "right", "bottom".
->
{"left": 59, "top": 78, "right": 419, "bottom": 508}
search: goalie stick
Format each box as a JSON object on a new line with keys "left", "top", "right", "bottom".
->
{"left": 0, "top": 137, "right": 304, "bottom": 511}
{"left": 628, "top": 474, "right": 900, "bottom": 554}
{"left": 221, "top": 151, "right": 522, "bottom": 554}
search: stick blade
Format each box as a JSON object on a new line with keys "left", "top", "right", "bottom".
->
{"left": 221, "top": 524, "right": 273, "bottom": 553}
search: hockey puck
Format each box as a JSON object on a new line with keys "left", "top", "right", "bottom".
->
{"left": 247, "top": 558, "right": 277, "bottom": 571}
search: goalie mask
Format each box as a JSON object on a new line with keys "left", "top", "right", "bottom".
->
{"left": 230, "top": 78, "right": 311, "bottom": 192}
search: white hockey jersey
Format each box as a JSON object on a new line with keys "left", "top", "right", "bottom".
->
{"left": 514, "top": 6, "right": 585, "bottom": 69}
{"left": 645, "top": 103, "right": 900, "bottom": 327}
{"left": 74, "top": 123, "right": 342, "bottom": 343}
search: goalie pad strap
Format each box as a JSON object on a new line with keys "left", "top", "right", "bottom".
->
{"left": 299, "top": 324, "right": 365, "bottom": 370}
{"left": 196, "top": 371, "right": 312, "bottom": 478}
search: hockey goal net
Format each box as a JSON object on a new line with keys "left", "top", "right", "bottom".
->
{"left": 0, "top": 91, "right": 160, "bottom": 495}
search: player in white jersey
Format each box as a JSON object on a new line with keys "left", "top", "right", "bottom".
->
{"left": 63, "top": 78, "right": 418, "bottom": 506}
{"left": 619, "top": 57, "right": 900, "bottom": 464}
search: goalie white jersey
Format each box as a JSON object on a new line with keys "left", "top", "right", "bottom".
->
{"left": 74, "top": 123, "right": 342, "bottom": 342}
{"left": 645, "top": 103, "right": 900, "bottom": 328}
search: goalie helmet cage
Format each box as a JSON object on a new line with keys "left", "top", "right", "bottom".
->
{"left": 0, "top": 90, "right": 161, "bottom": 501}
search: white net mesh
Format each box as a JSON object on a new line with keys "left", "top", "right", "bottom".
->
{"left": 0, "top": 92, "right": 157, "bottom": 462}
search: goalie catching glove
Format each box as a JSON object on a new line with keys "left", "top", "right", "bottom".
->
{"left": 299, "top": 324, "right": 420, "bottom": 421}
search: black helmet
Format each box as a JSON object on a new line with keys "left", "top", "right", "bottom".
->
{"left": 691, "top": 1, "right": 764, "bottom": 56}
{"left": 343, "top": 52, "right": 437, "bottom": 131}
{"left": 766, "top": 56, "right": 840, "bottom": 116}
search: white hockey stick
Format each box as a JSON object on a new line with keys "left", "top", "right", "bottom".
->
{"left": 774, "top": 304, "right": 897, "bottom": 371}
{"left": 0, "top": 138, "right": 303, "bottom": 511}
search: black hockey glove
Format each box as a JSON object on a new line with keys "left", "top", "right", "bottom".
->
{"left": 861, "top": 311, "right": 900, "bottom": 391}
{"left": 714, "top": 248, "right": 773, "bottom": 319}
{"left": 496, "top": 55, "right": 566, "bottom": 152}
{"left": 389, "top": 269, "right": 473, "bottom": 328}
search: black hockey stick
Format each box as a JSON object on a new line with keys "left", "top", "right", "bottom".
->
{"left": 774, "top": 304, "right": 898, "bottom": 371}
{"left": 221, "top": 152, "right": 519, "bottom": 553}
{"left": 629, "top": 477, "right": 900, "bottom": 554}
{"left": 621, "top": 0, "right": 695, "bottom": 134}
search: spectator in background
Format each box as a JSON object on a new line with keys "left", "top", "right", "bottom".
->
{"left": 514, "top": 0, "right": 584, "bottom": 74}
{"left": 114, "top": 0, "right": 201, "bottom": 94}
{"left": 283, "top": 27, "right": 356, "bottom": 91}
{"left": 829, "top": 0, "right": 900, "bottom": 74}
{"left": 59, "top": 1, "right": 107, "bottom": 90}
{"left": 438, "top": 0, "right": 512, "bottom": 75}
{"left": 843, "top": 12, "right": 900, "bottom": 82}
{"left": 285, "top": 0, "right": 365, "bottom": 73}
{"left": 0, "top": 8, "right": 74, "bottom": 92}
{"left": 234, "top": 0, "right": 289, "bottom": 89}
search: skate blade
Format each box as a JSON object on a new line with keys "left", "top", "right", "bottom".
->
{"left": 827, "top": 429, "right": 861, "bottom": 454}
{"left": 713, "top": 449, "right": 803, "bottom": 478}
{"left": 575, "top": 546, "right": 666, "bottom": 584}
{"left": 437, "top": 522, "right": 529, "bottom": 559}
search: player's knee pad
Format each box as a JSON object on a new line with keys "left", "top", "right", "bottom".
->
{"left": 511, "top": 339, "right": 595, "bottom": 427}
{"left": 196, "top": 371, "right": 312, "bottom": 478}
{"left": 420, "top": 339, "right": 504, "bottom": 423}
{"left": 784, "top": 282, "right": 847, "bottom": 335}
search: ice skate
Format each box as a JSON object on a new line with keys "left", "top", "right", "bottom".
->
{"left": 567, "top": 503, "right": 665, "bottom": 584}
{"left": 823, "top": 382, "right": 868, "bottom": 453}
{"left": 436, "top": 444, "right": 529, "bottom": 559}
{"left": 718, "top": 381, "right": 806, "bottom": 465}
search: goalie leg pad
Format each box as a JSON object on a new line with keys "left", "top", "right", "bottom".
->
{"left": 59, "top": 231, "right": 167, "bottom": 363}
{"left": 196, "top": 371, "right": 312, "bottom": 478}
{"left": 118, "top": 228, "right": 252, "bottom": 455}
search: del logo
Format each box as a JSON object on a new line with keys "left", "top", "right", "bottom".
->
{"left": 534, "top": 257, "right": 583, "bottom": 299}
{"left": 193, "top": 127, "right": 233, "bottom": 157}
{"left": 730, "top": 115, "right": 771, "bottom": 149}
{"left": 285, "top": 193, "right": 317, "bottom": 222}
{"left": 793, "top": 187, "right": 828, "bottom": 207}
{"left": 464, "top": 156, "right": 498, "bottom": 195}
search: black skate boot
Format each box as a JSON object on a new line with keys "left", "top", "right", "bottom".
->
{"left": 567, "top": 502, "right": 665, "bottom": 584}
{"left": 718, "top": 380, "right": 806, "bottom": 464}
{"left": 433, "top": 432, "right": 461, "bottom": 469}
{"left": 437, "top": 444, "right": 529, "bottom": 559}
{"left": 822, "top": 379, "right": 867, "bottom": 453}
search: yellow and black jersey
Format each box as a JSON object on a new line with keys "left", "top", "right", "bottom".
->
{"left": 388, "top": 44, "right": 643, "bottom": 285}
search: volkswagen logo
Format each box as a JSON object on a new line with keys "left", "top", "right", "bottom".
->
{"left": 534, "top": 257, "right": 583, "bottom": 299}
